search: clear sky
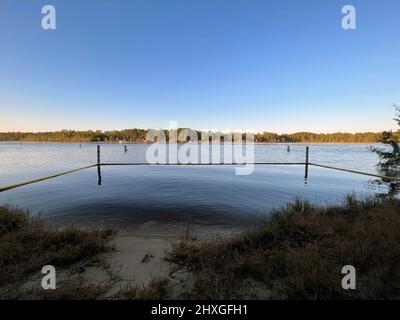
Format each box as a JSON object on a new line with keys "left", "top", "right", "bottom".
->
{"left": 0, "top": 0, "right": 399, "bottom": 133}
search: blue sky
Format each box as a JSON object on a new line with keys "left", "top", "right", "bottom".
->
{"left": 0, "top": 0, "right": 399, "bottom": 133}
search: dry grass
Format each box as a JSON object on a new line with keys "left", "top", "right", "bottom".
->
{"left": 113, "top": 277, "right": 171, "bottom": 300}
{"left": 165, "top": 196, "right": 400, "bottom": 299}
{"left": 0, "top": 205, "right": 115, "bottom": 298}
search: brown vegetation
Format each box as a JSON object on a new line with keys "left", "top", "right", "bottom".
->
{"left": 165, "top": 196, "right": 400, "bottom": 299}
{"left": 0, "top": 205, "right": 114, "bottom": 298}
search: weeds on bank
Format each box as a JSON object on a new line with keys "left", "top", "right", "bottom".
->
{"left": 165, "top": 196, "right": 400, "bottom": 299}
{"left": 0, "top": 205, "right": 115, "bottom": 298}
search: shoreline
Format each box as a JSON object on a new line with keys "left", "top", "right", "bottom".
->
{"left": 2, "top": 194, "right": 400, "bottom": 299}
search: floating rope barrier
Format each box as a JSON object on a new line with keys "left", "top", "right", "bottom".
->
{"left": 1, "top": 145, "right": 399, "bottom": 192}
{"left": 309, "top": 163, "right": 400, "bottom": 182}
{"left": 0, "top": 164, "right": 97, "bottom": 193}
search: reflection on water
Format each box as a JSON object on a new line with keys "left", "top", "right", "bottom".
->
{"left": 0, "top": 165, "right": 392, "bottom": 236}
{"left": 97, "top": 164, "right": 102, "bottom": 186}
{"left": 368, "top": 172, "right": 400, "bottom": 198}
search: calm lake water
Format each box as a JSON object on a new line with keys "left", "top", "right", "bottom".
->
{"left": 0, "top": 142, "right": 394, "bottom": 235}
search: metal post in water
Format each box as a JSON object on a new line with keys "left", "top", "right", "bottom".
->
{"left": 304, "top": 146, "right": 309, "bottom": 180}
{"left": 97, "top": 145, "right": 101, "bottom": 165}
{"left": 305, "top": 146, "right": 309, "bottom": 165}
{"left": 97, "top": 145, "right": 102, "bottom": 185}
{"left": 97, "top": 164, "right": 102, "bottom": 185}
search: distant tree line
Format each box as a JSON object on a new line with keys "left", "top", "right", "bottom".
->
{"left": 0, "top": 129, "right": 147, "bottom": 143}
{"left": 0, "top": 129, "right": 398, "bottom": 143}
{"left": 254, "top": 131, "right": 400, "bottom": 143}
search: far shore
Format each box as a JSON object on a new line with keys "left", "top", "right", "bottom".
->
{"left": 1, "top": 129, "right": 396, "bottom": 144}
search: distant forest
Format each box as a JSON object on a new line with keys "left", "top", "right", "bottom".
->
{"left": 1, "top": 129, "right": 399, "bottom": 143}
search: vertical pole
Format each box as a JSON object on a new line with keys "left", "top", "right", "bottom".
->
{"left": 97, "top": 163, "right": 102, "bottom": 185}
{"left": 97, "top": 145, "right": 101, "bottom": 165}
{"left": 305, "top": 146, "right": 309, "bottom": 165}
{"left": 304, "top": 146, "right": 309, "bottom": 180}
{"left": 97, "top": 145, "right": 102, "bottom": 185}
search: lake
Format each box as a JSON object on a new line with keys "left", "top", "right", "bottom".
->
{"left": 0, "top": 142, "right": 395, "bottom": 235}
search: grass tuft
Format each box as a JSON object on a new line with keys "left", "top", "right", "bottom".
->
{"left": 113, "top": 277, "right": 171, "bottom": 300}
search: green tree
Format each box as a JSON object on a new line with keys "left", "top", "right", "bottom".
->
{"left": 370, "top": 105, "right": 400, "bottom": 170}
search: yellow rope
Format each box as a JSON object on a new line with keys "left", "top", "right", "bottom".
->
{"left": 310, "top": 163, "right": 400, "bottom": 181}
{"left": 0, "top": 165, "right": 97, "bottom": 192}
